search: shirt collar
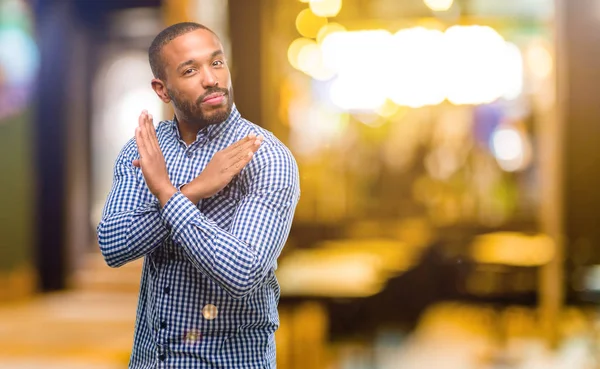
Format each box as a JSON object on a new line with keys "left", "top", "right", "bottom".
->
{"left": 170, "top": 104, "right": 241, "bottom": 142}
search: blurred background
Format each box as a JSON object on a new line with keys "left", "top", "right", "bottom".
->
{"left": 1, "top": 0, "right": 600, "bottom": 368}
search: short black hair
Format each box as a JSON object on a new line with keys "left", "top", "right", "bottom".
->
{"left": 148, "top": 22, "right": 215, "bottom": 80}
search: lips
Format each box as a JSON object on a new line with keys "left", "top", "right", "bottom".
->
{"left": 202, "top": 92, "right": 225, "bottom": 103}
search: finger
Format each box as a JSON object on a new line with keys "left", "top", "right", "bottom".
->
{"left": 224, "top": 136, "right": 252, "bottom": 155}
{"left": 224, "top": 134, "right": 256, "bottom": 156}
{"left": 231, "top": 136, "right": 262, "bottom": 168}
{"left": 228, "top": 150, "right": 254, "bottom": 174}
{"left": 138, "top": 112, "right": 154, "bottom": 155}
{"left": 132, "top": 159, "right": 140, "bottom": 167}
{"left": 228, "top": 134, "right": 261, "bottom": 159}
{"left": 253, "top": 135, "right": 264, "bottom": 150}
{"left": 135, "top": 126, "right": 148, "bottom": 159}
{"left": 144, "top": 113, "right": 157, "bottom": 151}
{"left": 145, "top": 113, "right": 160, "bottom": 152}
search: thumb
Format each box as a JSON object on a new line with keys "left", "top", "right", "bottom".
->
{"left": 132, "top": 159, "right": 140, "bottom": 168}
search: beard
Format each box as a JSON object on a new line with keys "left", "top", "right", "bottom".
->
{"left": 168, "top": 85, "right": 234, "bottom": 127}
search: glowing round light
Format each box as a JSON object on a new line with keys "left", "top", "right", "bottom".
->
{"left": 295, "top": 42, "right": 335, "bottom": 80}
{"left": 287, "top": 37, "right": 315, "bottom": 70}
{"left": 490, "top": 126, "right": 531, "bottom": 172}
{"left": 184, "top": 329, "right": 201, "bottom": 343}
{"left": 297, "top": 42, "right": 321, "bottom": 72}
{"left": 444, "top": 25, "right": 515, "bottom": 105}
{"left": 202, "top": 304, "right": 218, "bottom": 320}
{"left": 526, "top": 41, "right": 553, "bottom": 80}
{"left": 321, "top": 29, "right": 392, "bottom": 73}
{"left": 314, "top": 25, "right": 524, "bottom": 111}
{"left": 0, "top": 28, "right": 39, "bottom": 85}
{"left": 316, "top": 22, "right": 346, "bottom": 44}
{"left": 295, "top": 8, "right": 327, "bottom": 39}
{"left": 309, "top": 0, "right": 342, "bottom": 18}
{"left": 502, "top": 42, "right": 524, "bottom": 100}
{"left": 423, "top": 0, "right": 454, "bottom": 11}
{"left": 308, "top": 63, "right": 336, "bottom": 81}
{"left": 492, "top": 128, "right": 521, "bottom": 161}
{"left": 329, "top": 75, "right": 387, "bottom": 111}
{"left": 322, "top": 30, "right": 391, "bottom": 111}
{"left": 388, "top": 27, "right": 446, "bottom": 107}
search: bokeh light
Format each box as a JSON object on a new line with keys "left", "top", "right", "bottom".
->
{"left": 423, "top": 0, "right": 454, "bottom": 12}
{"left": 309, "top": 0, "right": 343, "bottom": 18}
{"left": 295, "top": 8, "right": 328, "bottom": 38}
{"left": 316, "top": 22, "right": 346, "bottom": 44}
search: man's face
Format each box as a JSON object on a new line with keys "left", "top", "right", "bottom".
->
{"left": 159, "top": 29, "right": 233, "bottom": 126}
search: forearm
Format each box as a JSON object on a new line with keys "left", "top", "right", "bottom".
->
{"left": 161, "top": 192, "right": 289, "bottom": 299}
{"left": 180, "top": 178, "right": 204, "bottom": 205}
{"left": 97, "top": 202, "right": 170, "bottom": 267}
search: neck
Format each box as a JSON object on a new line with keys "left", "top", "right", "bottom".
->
{"left": 176, "top": 118, "right": 208, "bottom": 145}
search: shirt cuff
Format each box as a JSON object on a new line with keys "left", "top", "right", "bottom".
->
{"left": 160, "top": 191, "right": 200, "bottom": 234}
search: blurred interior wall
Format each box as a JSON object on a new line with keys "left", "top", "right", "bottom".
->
{"left": 32, "top": 0, "right": 162, "bottom": 294}
{"left": 537, "top": 0, "right": 565, "bottom": 348}
{"left": 0, "top": 71, "right": 35, "bottom": 298}
{"left": 537, "top": 0, "right": 600, "bottom": 347}
{"left": 552, "top": 0, "right": 600, "bottom": 303}
{"left": 0, "top": 0, "right": 37, "bottom": 298}
{"left": 559, "top": 0, "right": 600, "bottom": 271}
{"left": 227, "top": 0, "right": 264, "bottom": 126}
{"left": 89, "top": 7, "right": 164, "bottom": 232}
{"left": 32, "top": 0, "right": 74, "bottom": 293}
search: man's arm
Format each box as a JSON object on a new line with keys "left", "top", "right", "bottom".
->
{"left": 96, "top": 142, "right": 170, "bottom": 268}
{"left": 97, "top": 111, "right": 261, "bottom": 267}
{"left": 162, "top": 146, "right": 300, "bottom": 300}
{"left": 133, "top": 112, "right": 295, "bottom": 299}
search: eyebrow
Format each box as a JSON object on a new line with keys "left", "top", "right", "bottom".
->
{"left": 175, "top": 50, "right": 224, "bottom": 72}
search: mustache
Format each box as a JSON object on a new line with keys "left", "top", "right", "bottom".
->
{"left": 197, "top": 88, "right": 229, "bottom": 104}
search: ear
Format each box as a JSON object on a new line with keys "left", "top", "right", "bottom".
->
{"left": 151, "top": 78, "right": 171, "bottom": 103}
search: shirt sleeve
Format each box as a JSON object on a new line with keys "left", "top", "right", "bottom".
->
{"left": 97, "top": 143, "right": 170, "bottom": 267}
{"left": 160, "top": 144, "right": 300, "bottom": 300}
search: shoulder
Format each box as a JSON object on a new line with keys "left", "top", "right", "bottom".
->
{"left": 233, "top": 118, "right": 299, "bottom": 188}
{"left": 238, "top": 119, "right": 297, "bottom": 170}
{"left": 115, "top": 137, "right": 138, "bottom": 165}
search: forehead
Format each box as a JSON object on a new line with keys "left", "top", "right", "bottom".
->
{"left": 161, "top": 29, "right": 223, "bottom": 67}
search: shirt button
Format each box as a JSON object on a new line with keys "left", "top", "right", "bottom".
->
{"left": 160, "top": 321, "right": 167, "bottom": 329}
{"left": 186, "top": 151, "right": 193, "bottom": 158}
{"left": 202, "top": 304, "right": 218, "bottom": 320}
{"left": 164, "top": 287, "right": 170, "bottom": 294}
{"left": 158, "top": 354, "right": 166, "bottom": 361}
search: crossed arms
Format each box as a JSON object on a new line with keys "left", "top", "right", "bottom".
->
{"left": 97, "top": 112, "right": 300, "bottom": 299}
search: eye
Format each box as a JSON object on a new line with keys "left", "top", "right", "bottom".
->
{"left": 212, "top": 60, "right": 224, "bottom": 67}
{"left": 183, "top": 68, "right": 196, "bottom": 75}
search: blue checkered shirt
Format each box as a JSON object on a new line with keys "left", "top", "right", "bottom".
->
{"left": 97, "top": 105, "right": 300, "bottom": 368}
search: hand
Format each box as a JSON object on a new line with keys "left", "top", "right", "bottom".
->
{"left": 133, "top": 110, "right": 176, "bottom": 205}
{"left": 182, "top": 134, "right": 263, "bottom": 202}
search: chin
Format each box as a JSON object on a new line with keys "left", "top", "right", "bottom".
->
{"left": 205, "top": 105, "right": 227, "bottom": 117}
{"left": 202, "top": 106, "right": 230, "bottom": 125}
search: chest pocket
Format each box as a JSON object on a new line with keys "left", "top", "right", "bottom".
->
{"left": 200, "top": 176, "right": 245, "bottom": 230}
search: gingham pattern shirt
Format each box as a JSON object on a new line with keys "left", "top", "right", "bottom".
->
{"left": 97, "top": 105, "right": 300, "bottom": 368}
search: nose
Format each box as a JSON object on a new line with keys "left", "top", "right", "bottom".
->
{"left": 201, "top": 66, "right": 218, "bottom": 88}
